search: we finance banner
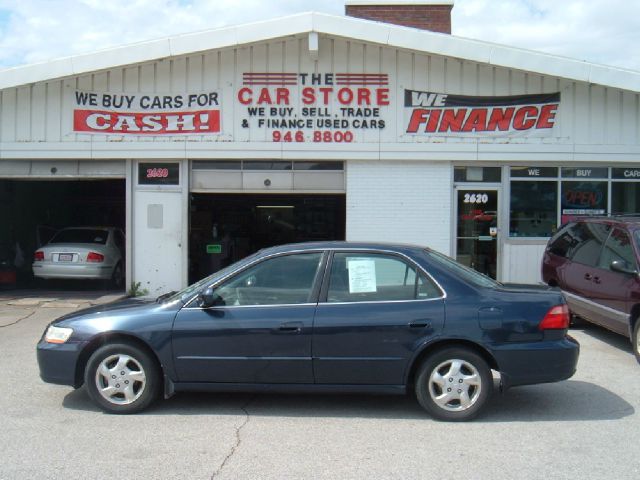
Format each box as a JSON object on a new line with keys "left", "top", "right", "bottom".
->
{"left": 404, "top": 90, "right": 560, "bottom": 137}
{"left": 72, "top": 90, "right": 221, "bottom": 135}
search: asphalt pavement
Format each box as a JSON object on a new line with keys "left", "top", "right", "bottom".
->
{"left": 0, "top": 291, "right": 639, "bottom": 479}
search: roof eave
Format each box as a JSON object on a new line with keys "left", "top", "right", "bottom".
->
{"left": 0, "top": 11, "right": 638, "bottom": 93}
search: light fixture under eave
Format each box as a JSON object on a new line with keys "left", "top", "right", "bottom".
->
{"left": 256, "top": 205, "right": 295, "bottom": 209}
{"left": 308, "top": 32, "right": 319, "bottom": 61}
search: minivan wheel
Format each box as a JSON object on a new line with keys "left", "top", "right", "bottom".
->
{"left": 415, "top": 347, "right": 492, "bottom": 421}
{"left": 85, "top": 343, "right": 160, "bottom": 414}
{"left": 632, "top": 321, "right": 640, "bottom": 364}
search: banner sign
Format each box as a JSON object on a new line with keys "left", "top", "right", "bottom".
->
{"left": 237, "top": 72, "right": 390, "bottom": 143}
{"left": 72, "top": 90, "right": 221, "bottom": 135}
{"left": 404, "top": 91, "right": 560, "bottom": 137}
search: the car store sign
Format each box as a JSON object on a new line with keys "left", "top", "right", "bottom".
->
{"left": 237, "top": 72, "right": 390, "bottom": 143}
{"left": 72, "top": 90, "right": 221, "bottom": 135}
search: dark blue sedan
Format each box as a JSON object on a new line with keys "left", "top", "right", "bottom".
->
{"left": 37, "top": 242, "right": 579, "bottom": 421}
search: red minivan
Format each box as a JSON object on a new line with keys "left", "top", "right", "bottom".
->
{"left": 542, "top": 216, "right": 640, "bottom": 362}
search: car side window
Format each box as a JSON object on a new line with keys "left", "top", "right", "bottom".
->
{"left": 211, "top": 253, "right": 323, "bottom": 306}
{"left": 566, "top": 222, "right": 610, "bottom": 267}
{"left": 598, "top": 228, "right": 637, "bottom": 272}
{"left": 327, "top": 253, "right": 441, "bottom": 303}
{"left": 547, "top": 223, "right": 576, "bottom": 258}
{"left": 114, "top": 231, "right": 125, "bottom": 252}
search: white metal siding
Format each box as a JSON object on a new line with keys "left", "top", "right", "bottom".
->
{"left": 1, "top": 34, "right": 639, "bottom": 159}
{"left": 346, "top": 160, "right": 452, "bottom": 255}
{"left": 502, "top": 242, "right": 548, "bottom": 284}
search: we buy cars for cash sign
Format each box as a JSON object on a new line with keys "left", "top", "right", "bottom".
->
{"left": 72, "top": 90, "right": 221, "bottom": 135}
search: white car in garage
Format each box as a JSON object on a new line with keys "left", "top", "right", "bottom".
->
{"left": 32, "top": 227, "right": 125, "bottom": 288}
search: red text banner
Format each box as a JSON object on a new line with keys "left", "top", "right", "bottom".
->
{"left": 71, "top": 90, "right": 221, "bottom": 135}
{"left": 404, "top": 90, "right": 560, "bottom": 137}
{"left": 73, "top": 109, "right": 220, "bottom": 135}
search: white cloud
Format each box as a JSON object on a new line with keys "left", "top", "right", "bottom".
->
{"left": 0, "top": 0, "right": 638, "bottom": 71}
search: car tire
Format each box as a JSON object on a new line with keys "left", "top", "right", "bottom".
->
{"left": 415, "top": 347, "right": 492, "bottom": 421}
{"left": 111, "top": 262, "right": 124, "bottom": 289}
{"left": 84, "top": 342, "right": 161, "bottom": 414}
{"left": 632, "top": 320, "right": 640, "bottom": 364}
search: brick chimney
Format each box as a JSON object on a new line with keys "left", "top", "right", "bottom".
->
{"left": 345, "top": 1, "right": 454, "bottom": 34}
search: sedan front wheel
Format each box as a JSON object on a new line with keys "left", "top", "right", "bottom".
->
{"left": 85, "top": 343, "right": 160, "bottom": 414}
{"left": 415, "top": 347, "right": 492, "bottom": 421}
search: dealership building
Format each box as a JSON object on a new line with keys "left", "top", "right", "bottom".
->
{"left": 1, "top": 0, "right": 640, "bottom": 294}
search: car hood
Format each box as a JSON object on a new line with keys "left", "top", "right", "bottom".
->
{"left": 52, "top": 296, "right": 177, "bottom": 327}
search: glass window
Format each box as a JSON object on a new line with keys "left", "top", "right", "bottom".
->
{"left": 546, "top": 223, "right": 576, "bottom": 258}
{"left": 598, "top": 228, "right": 637, "bottom": 271}
{"left": 510, "top": 166, "right": 558, "bottom": 178}
{"left": 509, "top": 181, "right": 558, "bottom": 237}
{"left": 49, "top": 229, "right": 109, "bottom": 245}
{"left": 243, "top": 161, "right": 292, "bottom": 170}
{"left": 114, "top": 231, "right": 125, "bottom": 251}
{"left": 566, "top": 222, "right": 610, "bottom": 267}
{"left": 293, "top": 161, "right": 344, "bottom": 171}
{"left": 327, "top": 253, "right": 440, "bottom": 303}
{"left": 192, "top": 160, "right": 242, "bottom": 170}
{"left": 561, "top": 167, "right": 608, "bottom": 179}
{"left": 424, "top": 249, "right": 498, "bottom": 289}
{"left": 454, "top": 167, "right": 501, "bottom": 183}
{"left": 212, "top": 253, "right": 322, "bottom": 306}
{"left": 612, "top": 183, "right": 640, "bottom": 214}
{"left": 138, "top": 163, "right": 180, "bottom": 185}
{"left": 560, "top": 181, "right": 607, "bottom": 222}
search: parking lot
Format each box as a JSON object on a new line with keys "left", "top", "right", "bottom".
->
{"left": 1, "top": 294, "right": 639, "bottom": 480}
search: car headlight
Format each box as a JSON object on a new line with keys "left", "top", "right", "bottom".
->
{"left": 44, "top": 326, "right": 74, "bottom": 344}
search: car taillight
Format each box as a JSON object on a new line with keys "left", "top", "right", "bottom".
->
{"left": 34, "top": 251, "right": 44, "bottom": 261}
{"left": 86, "top": 252, "right": 104, "bottom": 263}
{"left": 539, "top": 304, "right": 570, "bottom": 330}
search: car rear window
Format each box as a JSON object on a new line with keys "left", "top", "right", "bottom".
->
{"left": 49, "top": 229, "right": 109, "bottom": 245}
{"left": 424, "top": 249, "right": 499, "bottom": 289}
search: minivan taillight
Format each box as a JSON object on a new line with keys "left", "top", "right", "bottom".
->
{"left": 86, "top": 252, "right": 104, "bottom": 263}
{"left": 539, "top": 304, "right": 570, "bottom": 330}
{"left": 34, "top": 251, "right": 44, "bottom": 261}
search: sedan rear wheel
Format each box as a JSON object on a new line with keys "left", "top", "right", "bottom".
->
{"left": 111, "top": 262, "right": 124, "bottom": 289}
{"left": 85, "top": 343, "right": 160, "bottom": 414}
{"left": 415, "top": 347, "right": 492, "bottom": 421}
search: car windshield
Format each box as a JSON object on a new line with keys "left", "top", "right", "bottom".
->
{"left": 167, "top": 251, "right": 263, "bottom": 304}
{"left": 424, "top": 249, "right": 500, "bottom": 289}
{"left": 49, "top": 229, "right": 109, "bottom": 245}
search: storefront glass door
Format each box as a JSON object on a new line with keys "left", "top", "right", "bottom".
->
{"left": 455, "top": 188, "right": 499, "bottom": 279}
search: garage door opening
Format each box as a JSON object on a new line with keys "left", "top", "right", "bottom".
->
{"left": 0, "top": 179, "right": 125, "bottom": 289}
{"left": 189, "top": 193, "right": 345, "bottom": 283}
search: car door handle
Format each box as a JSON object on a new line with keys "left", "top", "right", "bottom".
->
{"left": 584, "top": 273, "right": 592, "bottom": 280}
{"left": 278, "top": 322, "right": 303, "bottom": 333}
{"left": 593, "top": 276, "right": 601, "bottom": 284}
{"left": 409, "top": 320, "right": 432, "bottom": 329}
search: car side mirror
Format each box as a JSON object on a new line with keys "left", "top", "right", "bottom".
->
{"left": 610, "top": 260, "right": 638, "bottom": 276}
{"left": 199, "top": 287, "right": 216, "bottom": 307}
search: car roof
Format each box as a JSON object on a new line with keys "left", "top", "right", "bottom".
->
{"left": 570, "top": 215, "right": 640, "bottom": 229}
{"left": 258, "top": 241, "right": 429, "bottom": 256}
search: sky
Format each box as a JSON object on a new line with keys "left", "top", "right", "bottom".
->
{"left": 0, "top": 0, "right": 639, "bottom": 72}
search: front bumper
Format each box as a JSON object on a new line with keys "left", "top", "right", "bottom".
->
{"left": 492, "top": 335, "right": 580, "bottom": 389}
{"left": 37, "top": 340, "right": 85, "bottom": 387}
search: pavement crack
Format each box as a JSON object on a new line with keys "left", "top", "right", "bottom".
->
{"left": 0, "top": 310, "right": 36, "bottom": 328}
{"left": 211, "top": 396, "right": 254, "bottom": 479}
